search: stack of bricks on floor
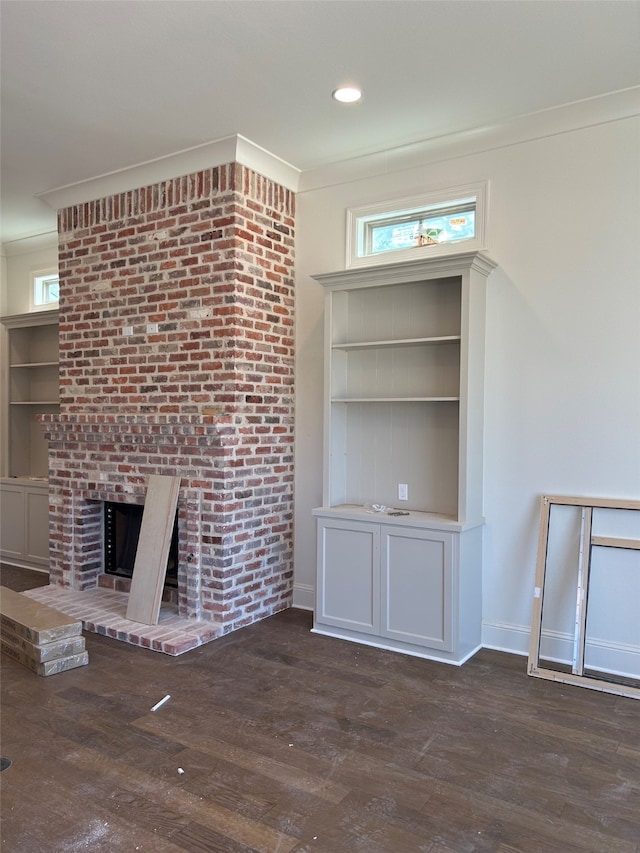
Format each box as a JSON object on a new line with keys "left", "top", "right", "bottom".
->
{"left": 0, "top": 586, "right": 88, "bottom": 676}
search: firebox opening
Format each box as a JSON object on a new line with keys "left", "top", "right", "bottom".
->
{"left": 104, "top": 501, "right": 178, "bottom": 587}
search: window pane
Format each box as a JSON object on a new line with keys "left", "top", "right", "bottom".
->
{"left": 371, "top": 220, "right": 421, "bottom": 253}
{"left": 366, "top": 206, "right": 475, "bottom": 256}
{"left": 33, "top": 273, "right": 60, "bottom": 306}
{"left": 416, "top": 210, "right": 475, "bottom": 246}
{"left": 44, "top": 279, "right": 60, "bottom": 302}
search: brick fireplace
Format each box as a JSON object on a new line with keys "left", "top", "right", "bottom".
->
{"left": 35, "top": 162, "right": 295, "bottom": 653}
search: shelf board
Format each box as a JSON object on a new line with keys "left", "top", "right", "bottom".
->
{"left": 332, "top": 335, "right": 461, "bottom": 351}
{"left": 10, "top": 361, "right": 59, "bottom": 369}
{"left": 312, "top": 504, "right": 484, "bottom": 532}
{"left": 1, "top": 476, "right": 49, "bottom": 486}
{"left": 10, "top": 401, "right": 60, "bottom": 406}
{"left": 332, "top": 396, "right": 460, "bottom": 403}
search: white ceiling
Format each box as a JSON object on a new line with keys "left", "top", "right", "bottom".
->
{"left": 1, "top": 0, "right": 639, "bottom": 245}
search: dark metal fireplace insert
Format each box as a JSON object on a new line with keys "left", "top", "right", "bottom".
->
{"left": 104, "top": 501, "right": 178, "bottom": 587}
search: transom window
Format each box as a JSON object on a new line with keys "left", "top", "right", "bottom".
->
{"left": 366, "top": 201, "right": 476, "bottom": 254}
{"left": 347, "top": 182, "right": 487, "bottom": 268}
{"left": 32, "top": 270, "right": 60, "bottom": 308}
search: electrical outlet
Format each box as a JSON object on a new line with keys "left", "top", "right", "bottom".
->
{"left": 147, "top": 323, "right": 158, "bottom": 334}
{"left": 398, "top": 483, "right": 408, "bottom": 501}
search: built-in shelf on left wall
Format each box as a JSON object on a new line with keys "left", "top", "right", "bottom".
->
{"left": 0, "top": 309, "right": 58, "bottom": 570}
{"left": 2, "top": 309, "right": 59, "bottom": 480}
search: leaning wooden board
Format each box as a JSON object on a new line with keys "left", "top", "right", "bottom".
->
{"left": 126, "top": 474, "right": 181, "bottom": 625}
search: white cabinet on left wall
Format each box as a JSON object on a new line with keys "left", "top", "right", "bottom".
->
{"left": 0, "top": 309, "right": 58, "bottom": 569}
{"left": 0, "top": 480, "right": 50, "bottom": 568}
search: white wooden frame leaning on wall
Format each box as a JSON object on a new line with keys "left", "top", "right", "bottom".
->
{"left": 528, "top": 495, "right": 640, "bottom": 700}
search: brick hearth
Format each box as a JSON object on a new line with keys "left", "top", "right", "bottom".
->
{"left": 22, "top": 585, "right": 220, "bottom": 656}
{"left": 40, "top": 162, "right": 295, "bottom": 650}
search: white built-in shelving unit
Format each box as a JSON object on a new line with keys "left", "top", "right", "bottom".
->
{"left": 0, "top": 309, "right": 59, "bottom": 568}
{"left": 312, "top": 251, "right": 497, "bottom": 664}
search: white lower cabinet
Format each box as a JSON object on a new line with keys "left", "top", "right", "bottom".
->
{"left": 0, "top": 480, "right": 50, "bottom": 569}
{"left": 381, "top": 525, "right": 453, "bottom": 652}
{"left": 316, "top": 518, "right": 381, "bottom": 636}
{"left": 313, "top": 509, "right": 482, "bottom": 665}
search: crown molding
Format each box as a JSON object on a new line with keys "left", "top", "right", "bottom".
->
{"left": 2, "top": 231, "right": 59, "bottom": 257}
{"left": 37, "top": 134, "right": 301, "bottom": 212}
{"left": 298, "top": 87, "right": 640, "bottom": 193}
{"left": 234, "top": 135, "right": 301, "bottom": 194}
{"left": 29, "top": 87, "right": 640, "bottom": 215}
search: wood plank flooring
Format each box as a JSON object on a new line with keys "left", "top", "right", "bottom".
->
{"left": 1, "top": 565, "right": 639, "bottom": 852}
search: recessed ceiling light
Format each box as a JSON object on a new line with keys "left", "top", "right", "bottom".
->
{"left": 332, "top": 86, "right": 362, "bottom": 104}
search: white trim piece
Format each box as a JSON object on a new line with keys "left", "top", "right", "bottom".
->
{"left": 299, "top": 87, "right": 640, "bottom": 193}
{"left": 582, "top": 638, "right": 640, "bottom": 681}
{"left": 234, "top": 135, "right": 300, "bottom": 193}
{"left": 306, "top": 612, "right": 638, "bottom": 675}
{"left": 313, "top": 251, "right": 497, "bottom": 291}
{"left": 292, "top": 582, "right": 315, "bottom": 611}
{"left": 37, "top": 134, "right": 300, "bottom": 212}
{"left": 2, "top": 232, "right": 58, "bottom": 257}
{"left": 0, "top": 558, "right": 49, "bottom": 574}
{"left": 310, "top": 624, "right": 480, "bottom": 666}
{"left": 481, "top": 620, "right": 531, "bottom": 656}
{"left": 538, "top": 629, "right": 640, "bottom": 682}
{"left": 0, "top": 308, "right": 59, "bottom": 328}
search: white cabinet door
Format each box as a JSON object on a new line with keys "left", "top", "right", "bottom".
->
{"left": 0, "top": 484, "right": 25, "bottom": 561}
{"left": 25, "top": 486, "right": 50, "bottom": 565}
{"left": 381, "top": 526, "right": 454, "bottom": 652}
{"left": 316, "top": 518, "right": 380, "bottom": 635}
{"left": 0, "top": 481, "right": 49, "bottom": 568}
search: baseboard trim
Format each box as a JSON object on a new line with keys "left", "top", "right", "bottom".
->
{"left": 482, "top": 620, "right": 530, "bottom": 657}
{"left": 0, "top": 559, "right": 49, "bottom": 575}
{"left": 483, "top": 620, "right": 640, "bottom": 679}
{"left": 292, "top": 583, "right": 314, "bottom": 611}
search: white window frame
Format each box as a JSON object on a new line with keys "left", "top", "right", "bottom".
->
{"left": 30, "top": 267, "right": 60, "bottom": 311}
{"left": 346, "top": 181, "right": 488, "bottom": 269}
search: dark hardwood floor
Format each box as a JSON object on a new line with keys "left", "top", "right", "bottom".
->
{"left": 1, "top": 565, "right": 639, "bottom": 852}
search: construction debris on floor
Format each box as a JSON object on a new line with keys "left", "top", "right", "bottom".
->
{"left": 0, "top": 586, "right": 88, "bottom": 676}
